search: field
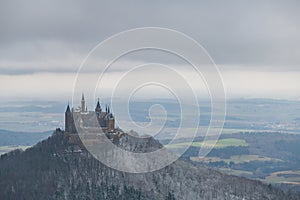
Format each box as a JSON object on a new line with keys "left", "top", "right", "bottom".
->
{"left": 190, "top": 154, "right": 282, "bottom": 164}
{"left": 167, "top": 138, "right": 248, "bottom": 149}
{"left": 262, "top": 171, "right": 300, "bottom": 185}
{"left": 218, "top": 168, "right": 253, "bottom": 176}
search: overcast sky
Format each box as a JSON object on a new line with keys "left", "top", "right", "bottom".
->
{"left": 0, "top": 0, "right": 300, "bottom": 101}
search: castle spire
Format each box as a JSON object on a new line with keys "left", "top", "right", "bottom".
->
{"left": 96, "top": 98, "right": 101, "bottom": 109}
{"left": 95, "top": 98, "right": 101, "bottom": 113}
{"left": 81, "top": 93, "right": 86, "bottom": 113}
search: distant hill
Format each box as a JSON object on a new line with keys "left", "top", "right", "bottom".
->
{"left": 0, "top": 129, "right": 53, "bottom": 146}
{"left": 0, "top": 129, "right": 298, "bottom": 200}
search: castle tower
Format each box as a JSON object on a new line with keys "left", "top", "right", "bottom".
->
{"left": 107, "top": 113, "right": 115, "bottom": 130}
{"left": 81, "top": 93, "right": 86, "bottom": 113}
{"left": 65, "top": 104, "right": 75, "bottom": 133}
{"left": 105, "top": 105, "right": 114, "bottom": 130}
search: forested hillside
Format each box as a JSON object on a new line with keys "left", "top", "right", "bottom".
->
{"left": 0, "top": 129, "right": 298, "bottom": 200}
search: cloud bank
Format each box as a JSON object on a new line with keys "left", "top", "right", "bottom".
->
{"left": 0, "top": 0, "right": 300, "bottom": 100}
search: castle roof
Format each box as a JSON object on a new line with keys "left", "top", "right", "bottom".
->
{"left": 96, "top": 99, "right": 101, "bottom": 109}
{"left": 66, "top": 104, "right": 71, "bottom": 113}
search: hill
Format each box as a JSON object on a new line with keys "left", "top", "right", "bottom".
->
{"left": 0, "top": 129, "right": 52, "bottom": 146}
{"left": 0, "top": 129, "right": 298, "bottom": 200}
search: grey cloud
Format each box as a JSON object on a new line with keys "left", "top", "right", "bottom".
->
{"left": 0, "top": 0, "right": 300, "bottom": 75}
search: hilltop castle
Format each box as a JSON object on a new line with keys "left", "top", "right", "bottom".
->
{"left": 65, "top": 94, "right": 115, "bottom": 133}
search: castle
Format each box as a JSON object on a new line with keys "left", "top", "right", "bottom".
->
{"left": 65, "top": 94, "right": 115, "bottom": 134}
